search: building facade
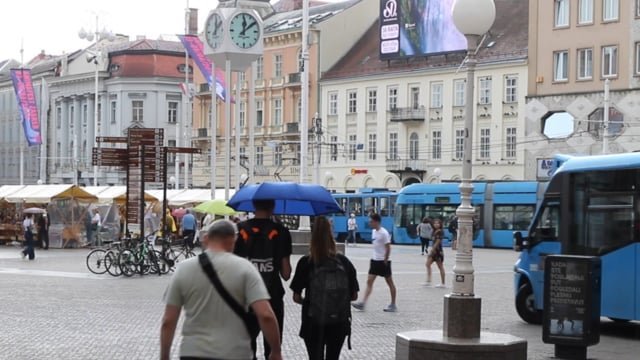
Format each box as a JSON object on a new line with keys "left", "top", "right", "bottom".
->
{"left": 318, "top": 0, "right": 529, "bottom": 192}
{"left": 190, "top": 0, "right": 378, "bottom": 188}
{"left": 525, "top": 0, "right": 640, "bottom": 179}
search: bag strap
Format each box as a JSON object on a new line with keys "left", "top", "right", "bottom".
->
{"left": 198, "top": 253, "right": 254, "bottom": 334}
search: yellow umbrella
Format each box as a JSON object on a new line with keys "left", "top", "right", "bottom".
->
{"left": 193, "top": 199, "right": 237, "bottom": 216}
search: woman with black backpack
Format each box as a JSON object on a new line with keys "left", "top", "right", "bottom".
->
{"left": 290, "top": 216, "right": 359, "bottom": 360}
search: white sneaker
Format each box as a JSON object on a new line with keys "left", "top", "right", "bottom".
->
{"left": 383, "top": 304, "right": 397, "bottom": 312}
{"left": 424, "top": 281, "right": 433, "bottom": 287}
{"left": 435, "top": 284, "right": 447, "bottom": 288}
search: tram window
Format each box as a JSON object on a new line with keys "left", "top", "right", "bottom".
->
{"left": 364, "top": 197, "right": 378, "bottom": 215}
{"left": 493, "top": 205, "right": 535, "bottom": 230}
{"left": 348, "top": 197, "right": 363, "bottom": 216}
{"left": 396, "top": 204, "right": 423, "bottom": 227}
{"left": 337, "top": 197, "right": 348, "bottom": 213}
{"left": 380, "top": 197, "right": 391, "bottom": 216}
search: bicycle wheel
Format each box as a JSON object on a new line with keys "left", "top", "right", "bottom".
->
{"left": 119, "top": 249, "right": 137, "bottom": 277}
{"left": 86, "top": 249, "right": 107, "bottom": 275}
{"left": 104, "top": 250, "right": 122, "bottom": 277}
{"left": 153, "top": 250, "right": 171, "bottom": 275}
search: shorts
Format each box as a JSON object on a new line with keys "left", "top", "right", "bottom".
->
{"left": 368, "top": 259, "right": 392, "bottom": 277}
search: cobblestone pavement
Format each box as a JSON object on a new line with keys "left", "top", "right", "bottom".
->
{"left": 0, "top": 244, "right": 638, "bottom": 359}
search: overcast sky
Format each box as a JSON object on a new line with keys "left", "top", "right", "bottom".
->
{"left": 1, "top": 0, "right": 331, "bottom": 62}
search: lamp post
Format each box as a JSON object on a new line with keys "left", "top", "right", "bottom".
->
{"left": 79, "top": 16, "right": 114, "bottom": 186}
{"left": 433, "top": 167, "right": 442, "bottom": 184}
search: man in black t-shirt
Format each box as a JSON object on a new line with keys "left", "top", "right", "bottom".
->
{"left": 234, "top": 199, "right": 292, "bottom": 360}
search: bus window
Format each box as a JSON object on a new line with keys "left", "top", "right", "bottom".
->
{"left": 349, "top": 197, "right": 363, "bottom": 216}
{"left": 494, "top": 205, "right": 535, "bottom": 230}
{"left": 530, "top": 202, "right": 560, "bottom": 245}
{"left": 364, "top": 196, "right": 378, "bottom": 215}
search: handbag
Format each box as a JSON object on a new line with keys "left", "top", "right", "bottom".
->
{"left": 198, "top": 253, "right": 261, "bottom": 339}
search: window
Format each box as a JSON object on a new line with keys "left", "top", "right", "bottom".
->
{"left": 367, "top": 88, "right": 377, "bottom": 112}
{"left": 409, "top": 132, "right": 419, "bottom": 160}
{"left": 455, "top": 129, "right": 465, "bottom": 160}
{"left": 453, "top": 79, "right": 465, "bottom": 106}
{"left": 110, "top": 101, "right": 117, "bottom": 124}
{"left": 56, "top": 142, "right": 61, "bottom": 158}
{"left": 330, "top": 135, "right": 338, "bottom": 162}
{"left": 506, "top": 127, "right": 517, "bottom": 158}
{"left": 555, "top": 0, "right": 569, "bottom": 27}
{"left": 239, "top": 101, "right": 246, "bottom": 128}
{"left": 602, "top": 45, "right": 618, "bottom": 78}
{"left": 297, "top": 49, "right": 304, "bottom": 72}
{"left": 577, "top": 48, "right": 593, "bottom": 80}
{"left": 256, "top": 100, "right": 263, "bottom": 127}
{"left": 348, "top": 134, "right": 357, "bottom": 161}
{"left": 430, "top": 82, "right": 443, "bottom": 108}
{"left": 494, "top": 205, "right": 535, "bottom": 230}
{"left": 82, "top": 104, "right": 88, "bottom": 126}
{"left": 603, "top": 0, "right": 619, "bottom": 21}
{"left": 97, "top": 103, "right": 102, "bottom": 126}
{"left": 56, "top": 106, "right": 61, "bottom": 129}
{"left": 274, "top": 54, "right": 283, "bottom": 77}
{"left": 256, "top": 56, "right": 264, "bottom": 80}
{"left": 296, "top": 98, "right": 302, "bottom": 122}
{"left": 579, "top": 0, "right": 593, "bottom": 24}
{"left": 273, "top": 98, "right": 282, "bottom": 125}
{"left": 410, "top": 86, "right": 420, "bottom": 109}
{"left": 347, "top": 90, "right": 357, "bottom": 113}
{"left": 239, "top": 147, "right": 246, "bottom": 165}
{"left": 239, "top": 71, "right": 246, "bottom": 83}
{"left": 69, "top": 106, "right": 74, "bottom": 129}
{"left": 388, "top": 86, "right": 398, "bottom": 110}
{"left": 132, "top": 100, "right": 144, "bottom": 123}
{"left": 274, "top": 145, "right": 282, "bottom": 166}
{"left": 504, "top": 76, "right": 517, "bottom": 103}
{"left": 636, "top": 43, "right": 640, "bottom": 75}
{"left": 637, "top": 0, "right": 640, "bottom": 17}
{"left": 168, "top": 101, "right": 178, "bottom": 123}
{"left": 389, "top": 132, "right": 398, "bottom": 160}
{"left": 255, "top": 146, "right": 263, "bottom": 166}
{"left": 368, "top": 133, "right": 377, "bottom": 160}
{"left": 553, "top": 51, "right": 569, "bottom": 81}
{"left": 432, "top": 130, "right": 441, "bottom": 160}
{"left": 478, "top": 76, "right": 492, "bottom": 105}
{"left": 480, "top": 128, "right": 490, "bottom": 159}
{"left": 588, "top": 107, "right": 624, "bottom": 137}
{"left": 167, "top": 140, "right": 176, "bottom": 163}
{"left": 328, "top": 92, "right": 338, "bottom": 115}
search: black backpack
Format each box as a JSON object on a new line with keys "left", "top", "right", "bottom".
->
{"left": 307, "top": 257, "right": 351, "bottom": 325}
{"left": 238, "top": 224, "right": 278, "bottom": 290}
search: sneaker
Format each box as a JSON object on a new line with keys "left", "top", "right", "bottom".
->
{"left": 351, "top": 302, "right": 365, "bottom": 311}
{"left": 435, "top": 284, "right": 447, "bottom": 288}
{"left": 424, "top": 281, "right": 432, "bottom": 287}
{"left": 383, "top": 304, "right": 397, "bottom": 312}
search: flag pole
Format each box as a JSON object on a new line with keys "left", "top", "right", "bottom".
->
{"left": 19, "top": 39, "right": 25, "bottom": 185}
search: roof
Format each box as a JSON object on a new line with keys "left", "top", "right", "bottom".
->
{"left": 264, "top": 0, "right": 360, "bottom": 34}
{"left": 322, "top": 0, "right": 528, "bottom": 80}
{"left": 272, "top": 0, "right": 328, "bottom": 12}
{"left": 554, "top": 153, "right": 640, "bottom": 175}
{"left": 106, "top": 39, "right": 185, "bottom": 56}
{"left": 399, "top": 183, "right": 487, "bottom": 195}
{"left": 4, "top": 185, "right": 98, "bottom": 204}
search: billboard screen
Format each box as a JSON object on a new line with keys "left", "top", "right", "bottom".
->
{"left": 379, "top": 0, "right": 467, "bottom": 59}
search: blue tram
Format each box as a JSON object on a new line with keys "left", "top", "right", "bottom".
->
{"left": 330, "top": 188, "right": 396, "bottom": 243}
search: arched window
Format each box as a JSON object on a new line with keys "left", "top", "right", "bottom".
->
{"left": 409, "top": 132, "right": 419, "bottom": 160}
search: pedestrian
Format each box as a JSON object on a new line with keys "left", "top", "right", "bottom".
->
{"left": 426, "top": 218, "right": 446, "bottom": 288}
{"left": 37, "top": 213, "right": 49, "bottom": 250}
{"left": 352, "top": 213, "right": 397, "bottom": 312}
{"left": 91, "top": 208, "right": 102, "bottom": 246}
{"left": 448, "top": 215, "right": 458, "bottom": 250}
{"left": 234, "top": 199, "right": 292, "bottom": 360}
{"left": 346, "top": 213, "right": 358, "bottom": 246}
{"left": 21, "top": 213, "right": 35, "bottom": 260}
{"left": 417, "top": 217, "right": 433, "bottom": 255}
{"left": 84, "top": 209, "right": 94, "bottom": 247}
{"left": 160, "top": 220, "right": 282, "bottom": 360}
{"left": 290, "top": 216, "right": 359, "bottom": 360}
{"left": 181, "top": 209, "right": 197, "bottom": 249}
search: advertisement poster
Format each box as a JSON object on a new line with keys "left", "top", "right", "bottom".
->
{"left": 10, "top": 68, "right": 42, "bottom": 146}
{"left": 379, "top": 0, "right": 467, "bottom": 59}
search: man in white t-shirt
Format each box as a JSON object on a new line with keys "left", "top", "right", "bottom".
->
{"left": 352, "top": 213, "right": 398, "bottom": 312}
{"left": 346, "top": 213, "right": 358, "bottom": 246}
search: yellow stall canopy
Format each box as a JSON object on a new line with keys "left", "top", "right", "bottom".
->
{"left": 4, "top": 185, "right": 98, "bottom": 204}
{"left": 112, "top": 190, "right": 159, "bottom": 205}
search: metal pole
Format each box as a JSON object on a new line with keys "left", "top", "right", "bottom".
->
{"left": 300, "top": 0, "right": 309, "bottom": 183}
{"left": 235, "top": 72, "right": 241, "bottom": 190}
{"left": 19, "top": 40, "right": 24, "bottom": 185}
{"left": 249, "top": 61, "right": 256, "bottom": 184}
{"left": 93, "top": 15, "right": 100, "bottom": 186}
{"left": 224, "top": 60, "right": 231, "bottom": 200}
{"left": 210, "top": 62, "right": 217, "bottom": 199}
{"left": 183, "top": 6, "right": 190, "bottom": 189}
{"left": 453, "top": 34, "right": 480, "bottom": 297}
{"left": 314, "top": 114, "right": 321, "bottom": 184}
{"left": 602, "top": 79, "right": 610, "bottom": 155}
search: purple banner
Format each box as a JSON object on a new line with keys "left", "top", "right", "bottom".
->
{"left": 178, "top": 35, "right": 227, "bottom": 101}
{"left": 10, "top": 69, "right": 42, "bottom": 146}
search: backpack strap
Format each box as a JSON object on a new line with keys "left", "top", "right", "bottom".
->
{"left": 198, "top": 253, "right": 255, "bottom": 337}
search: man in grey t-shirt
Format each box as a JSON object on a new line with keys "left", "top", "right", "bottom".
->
{"left": 161, "top": 220, "right": 282, "bottom": 360}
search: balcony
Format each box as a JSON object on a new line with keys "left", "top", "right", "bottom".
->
{"left": 386, "top": 158, "right": 428, "bottom": 173}
{"left": 193, "top": 128, "right": 208, "bottom": 139}
{"left": 286, "top": 72, "right": 301, "bottom": 85}
{"left": 389, "top": 107, "right": 426, "bottom": 122}
{"left": 198, "top": 83, "right": 210, "bottom": 94}
{"left": 286, "top": 122, "right": 299, "bottom": 134}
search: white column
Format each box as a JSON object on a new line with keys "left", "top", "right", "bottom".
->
{"left": 235, "top": 72, "right": 241, "bottom": 190}
{"left": 224, "top": 60, "right": 232, "bottom": 200}
{"left": 210, "top": 63, "right": 217, "bottom": 198}
{"left": 249, "top": 61, "right": 256, "bottom": 185}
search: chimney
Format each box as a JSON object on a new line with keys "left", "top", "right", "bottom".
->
{"left": 188, "top": 8, "right": 198, "bottom": 35}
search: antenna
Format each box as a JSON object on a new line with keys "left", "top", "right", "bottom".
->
{"left": 20, "top": 38, "right": 24, "bottom": 67}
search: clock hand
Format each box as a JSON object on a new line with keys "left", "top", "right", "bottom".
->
{"left": 214, "top": 19, "right": 222, "bottom": 34}
{"left": 240, "top": 15, "right": 248, "bottom": 36}
{"left": 245, "top": 20, "right": 258, "bottom": 33}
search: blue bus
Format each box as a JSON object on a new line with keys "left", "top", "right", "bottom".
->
{"left": 331, "top": 188, "right": 396, "bottom": 243}
{"left": 394, "top": 181, "right": 545, "bottom": 248}
{"left": 513, "top": 153, "right": 640, "bottom": 324}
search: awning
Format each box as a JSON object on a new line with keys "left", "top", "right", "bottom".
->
{"left": 4, "top": 185, "right": 98, "bottom": 204}
{"left": 169, "top": 189, "right": 213, "bottom": 207}
{"left": 0, "top": 185, "right": 26, "bottom": 201}
{"left": 112, "top": 190, "right": 160, "bottom": 205}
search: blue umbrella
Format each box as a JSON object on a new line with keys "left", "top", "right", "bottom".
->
{"left": 227, "top": 182, "right": 342, "bottom": 216}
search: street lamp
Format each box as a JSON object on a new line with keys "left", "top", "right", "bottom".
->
{"left": 433, "top": 167, "right": 442, "bottom": 184}
{"left": 79, "top": 16, "right": 115, "bottom": 186}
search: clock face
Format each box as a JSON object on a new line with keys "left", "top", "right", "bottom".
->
{"left": 205, "top": 13, "right": 224, "bottom": 49}
{"left": 229, "top": 12, "right": 261, "bottom": 50}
